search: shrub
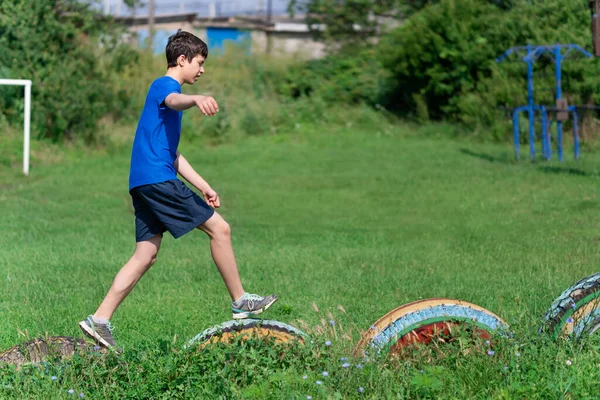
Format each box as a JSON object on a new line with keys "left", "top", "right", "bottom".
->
{"left": 377, "top": 0, "right": 599, "bottom": 139}
{"left": 278, "top": 48, "right": 391, "bottom": 107}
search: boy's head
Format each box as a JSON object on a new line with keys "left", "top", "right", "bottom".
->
{"left": 166, "top": 30, "right": 209, "bottom": 84}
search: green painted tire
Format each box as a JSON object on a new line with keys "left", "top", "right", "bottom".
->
{"left": 185, "top": 319, "right": 307, "bottom": 349}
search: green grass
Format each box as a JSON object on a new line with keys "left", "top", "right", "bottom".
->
{"left": 2, "top": 124, "right": 600, "bottom": 398}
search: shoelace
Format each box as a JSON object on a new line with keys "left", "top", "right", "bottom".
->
{"left": 244, "top": 294, "right": 264, "bottom": 310}
{"left": 88, "top": 317, "right": 114, "bottom": 334}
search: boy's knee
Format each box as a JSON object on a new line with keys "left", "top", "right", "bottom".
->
{"left": 199, "top": 214, "right": 232, "bottom": 239}
{"left": 219, "top": 220, "right": 231, "bottom": 237}
{"left": 210, "top": 219, "right": 231, "bottom": 239}
{"left": 134, "top": 252, "right": 158, "bottom": 267}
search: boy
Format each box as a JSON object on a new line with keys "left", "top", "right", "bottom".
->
{"left": 78, "top": 30, "right": 277, "bottom": 348}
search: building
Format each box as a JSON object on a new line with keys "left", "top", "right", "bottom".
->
{"left": 117, "top": 12, "right": 325, "bottom": 59}
{"left": 98, "top": 0, "right": 291, "bottom": 19}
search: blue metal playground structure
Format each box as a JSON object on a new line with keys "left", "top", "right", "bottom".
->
{"left": 496, "top": 44, "right": 594, "bottom": 162}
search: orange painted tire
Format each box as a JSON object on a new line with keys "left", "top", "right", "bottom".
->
{"left": 356, "top": 298, "right": 509, "bottom": 356}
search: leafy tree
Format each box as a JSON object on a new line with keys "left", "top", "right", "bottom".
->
{"left": 124, "top": 0, "right": 145, "bottom": 19}
{"left": 378, "top": 0, "right": 597, "bottom": 131}
{"left": 287, "top": 0, "right": 402, "bottom": 47}
{"left": 287, "top": 0, "right": 517, "bottom": 48}
{"left": 0, "top": 0, "right": 137, "bottom": 141}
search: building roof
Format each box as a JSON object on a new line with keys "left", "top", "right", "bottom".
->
{"left": 115, "top": 11, "right": 313, "bottom": 33}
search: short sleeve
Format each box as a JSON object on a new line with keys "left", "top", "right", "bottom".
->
{"left": 155, "top": 77, "right": 181, "bottom": 111}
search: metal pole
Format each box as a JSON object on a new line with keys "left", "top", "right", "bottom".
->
{"left": 148, "top": 0, "right": 155, "bottom": 53}
{"left": 267, "top": 0, "right": 272, "bottom": 21}
{"left": 265, "top": 0, "right": 273, "bottom": 53}
{"left": 555, "top": 47, "right": 563, "bottom": 162}
{"left": 513, "top": 109, "right": 520, "bottom": 160}
{"left": 527, "top": 44, "right": 535, "bottom": 161}
{"left": 0, "top": 79, "right": 32, "bottom": 175}
{"left": 594, "top": 0, "right": 600, "bottom": 56}
{"left": 541, "top": 106, "right": 549, "bottom": 160}
{"left": 572, "top": 108, "right": 580, "bottom": 159}
{"left": 24, "top": 82, "right": 31, "bottom": 176}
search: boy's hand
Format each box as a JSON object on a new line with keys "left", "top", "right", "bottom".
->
{"left": 203, "top": 188, "right": 220, "bottom": 208}
{"left": 195, "top": 95, "right": 219, "bottom": 116}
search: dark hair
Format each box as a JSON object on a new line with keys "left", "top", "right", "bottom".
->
{"left": 165, "top": 29, "right": 208, "bottom": 68}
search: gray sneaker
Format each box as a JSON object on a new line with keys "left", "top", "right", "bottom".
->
{"left": 78, "top": 316, "right": 117, "bottom": 348}
{"left": 232, "top": 294, "right": 278, "bottom": 319}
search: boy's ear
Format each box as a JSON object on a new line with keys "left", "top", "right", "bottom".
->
{"left": 177, "top": 54, "right": 187, "bottom": 67}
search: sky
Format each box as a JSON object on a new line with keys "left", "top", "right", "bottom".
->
{"left": 93, "top": 0, "right": 295, "bottom": 18}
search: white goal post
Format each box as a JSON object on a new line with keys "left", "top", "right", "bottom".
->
{"left": 0, "top": 79, "right": 32, "bottom": 176}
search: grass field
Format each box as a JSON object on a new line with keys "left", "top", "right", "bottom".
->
{"left": 2, "top": 124, "right": 600, "bottom": 398}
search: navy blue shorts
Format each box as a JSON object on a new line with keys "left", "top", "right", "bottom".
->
{"left": 130, "top": 179, "right": 215, "bottom": 242}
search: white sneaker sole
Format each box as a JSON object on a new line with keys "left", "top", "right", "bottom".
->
{"left": 78, "top": 321, "right": 112, "bottom": 348}
{"left": 232, "top": 297, "right": 277, "bottom": 320}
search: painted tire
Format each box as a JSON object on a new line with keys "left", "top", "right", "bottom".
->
{"left": 185, "top": 319, "right": 307, "bottom": 349}
{"left": 0, "top": 336, "right": 104, "bottom": 366}
{"left": 356, "top": 298, "right": 509, "bottom": 356}
{"left": 540, "top": 272, "right": 600, "bottom": 339}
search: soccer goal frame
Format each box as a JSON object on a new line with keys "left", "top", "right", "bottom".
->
{"left": 0, "top": 79, "right": 32, "bottom": 176}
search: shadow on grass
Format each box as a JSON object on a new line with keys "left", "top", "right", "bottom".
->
{"left": 459, "top": 148, "right": 515, "bottom": 165}
{"left": 536, "top": 166, "right": 598, "bottom": 177}
{"left": 460, "top": 148, "right": 599, "bottom": 177}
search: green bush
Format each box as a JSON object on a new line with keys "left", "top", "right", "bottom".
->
{"left": 378, "top": 0, "right": 530, "bottom": 119}
{"left": 278, "top": 48, "right": 390, "bottom": 106}
{"left": 377, "top": 0, "right": 599, "bottom": 139}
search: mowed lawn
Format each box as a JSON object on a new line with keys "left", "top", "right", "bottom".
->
{"left": 2, "top": 126, "right": 600, "bottom": 357}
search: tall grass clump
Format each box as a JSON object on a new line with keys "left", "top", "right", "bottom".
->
{"left": 112, "top": 44, "right": 396, "bottom": 146}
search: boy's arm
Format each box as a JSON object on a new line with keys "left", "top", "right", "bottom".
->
{"left": 175, "top": 152, "right": 220, "bottom": 208}
{"left": 164, "top": 93, "right": 219, "bottom": 116}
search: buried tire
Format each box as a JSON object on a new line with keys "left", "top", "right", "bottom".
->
{"left": 540, "top": 272, "right": 600, "bottom": 339}
{"left": 355, "top": 298, "right": 509, "bottom": 356}
{"left": 0, "top": 336, "right": 105, "bottom": 366}
{"left": 185, "top": 319, "right": 307, "bottom": 349}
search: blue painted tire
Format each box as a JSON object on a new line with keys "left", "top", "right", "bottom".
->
{"left": 356, "top": 298, "right": 508, "bottom": 356}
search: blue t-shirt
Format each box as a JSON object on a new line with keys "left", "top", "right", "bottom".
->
{"left": 129, "top": 76, "right": 183, "bottom": 190}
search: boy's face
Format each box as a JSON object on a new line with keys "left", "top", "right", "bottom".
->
{"left": 180, "top": 54, "right": 205, "bottom": 84}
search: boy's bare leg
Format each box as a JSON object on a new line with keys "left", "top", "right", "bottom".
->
{"left": 197, "top": 212, "right": 245, "bottom": 301}
{"left": 93, "top": 234, "right": 163, "bottom": 320}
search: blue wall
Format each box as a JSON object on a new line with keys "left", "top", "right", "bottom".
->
{"left": 136, "top": 28, "right": 251, "bottom": 55}
{"left": 206, "top": 27, "right": 251, "bottom": 53}
{"left": 137, "top": 29, "right": 179, "bottom": 55}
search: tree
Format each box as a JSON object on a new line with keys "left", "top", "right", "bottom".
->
{"left": 287, "top": 0, "right": 402, "bottom": 47}
{"left": 0, "top": 0, "right": 137, "bottom": 141}
{"left": 124, "top": 0, "right": 145, "bottom": 19}
{"left": 287, "top": 0, "right": 518, "bottom": 49}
